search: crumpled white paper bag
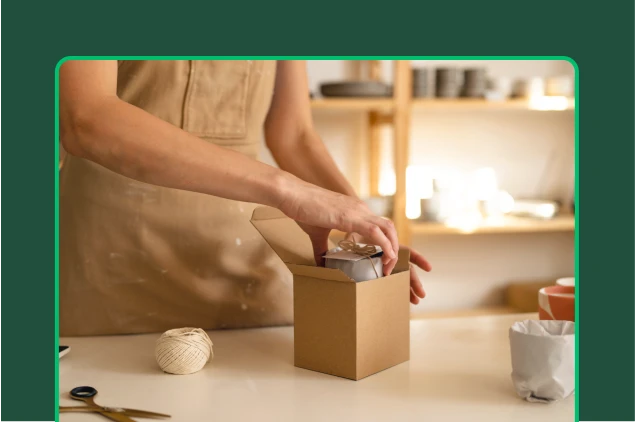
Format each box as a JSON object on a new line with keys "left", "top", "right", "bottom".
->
{"left": 509, "top": 320, "right": 575, "bottom": 403}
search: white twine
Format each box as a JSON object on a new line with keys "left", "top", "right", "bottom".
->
{"left": 155, "top": 327, "right": 214, "bottom": 375}
{"left": 338, "top": 240, "right": 380, "bottom": 278}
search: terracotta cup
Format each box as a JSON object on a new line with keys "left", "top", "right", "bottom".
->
{"left": 538, "top": 285, "right": 575, "bottom": 322}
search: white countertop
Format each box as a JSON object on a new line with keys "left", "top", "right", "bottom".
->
{"left": 60, "top": 313, "right": 573, "bottom": 422}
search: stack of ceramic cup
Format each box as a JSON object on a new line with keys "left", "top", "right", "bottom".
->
{"left": 412, "top": 68, "right": 430, "bottom": 98}
{"left": 435, "top": 68, "right": 461, "bottom": 98}
{"left": 461, "top": 68, "right": 487, "bottom": 98}
{"left": 538, "top": 277, "right": 575, "bottom": 322}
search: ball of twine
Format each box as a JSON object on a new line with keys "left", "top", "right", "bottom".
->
{"left": 155, "top": 327, "right": 213, "bottom": 375}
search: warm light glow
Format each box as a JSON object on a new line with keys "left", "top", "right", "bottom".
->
{"left": 406, "top": 204, "right": 421, "bottom": 220}
{"left": 483, "top": 215, "right": 506, "bottom": 226}
{"left": 404, "top": 166, "right": 513, "bottom": 224}
{"left": 482, "top": 190, "right": 515, "bottom": 217}
{"left": 434, "top": 168, "right": 464, "bottom": 192}
{"left": 528, "top": 95, "right": 569, "bottom": 111}
{"left": 536, "top": 203, "right": 557, "bottom": 218}
{"left": 445, "top": 210, "right": 483, "bottom": 233}
{"left": 472, "top": 167, "right": 499, "bottom": 201}
{"left": 378, "top": 169, "right": 396, "bottom": 196}
{"left": 498, "top": 191, "right": 515, "bottom": 214}
{"left": 405, "top": 166, "right": 434, "bottom": 220}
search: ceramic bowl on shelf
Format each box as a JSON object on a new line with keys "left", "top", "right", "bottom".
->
{"left": 320, "top": 81, "right": 392, "bottom": 98}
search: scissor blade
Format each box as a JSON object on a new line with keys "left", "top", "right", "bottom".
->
{"left": 60, "top": 406, "right": 171, "bottom": 419}
{"left": 113, "top": 408, "right": 171, "bottom": 419}
{"left": 99, "top": 410, "right": 137, "bottom": 422}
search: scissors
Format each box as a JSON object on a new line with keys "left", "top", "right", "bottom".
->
{"left": 59, "top": 386, "right": 171, "bottom": 421}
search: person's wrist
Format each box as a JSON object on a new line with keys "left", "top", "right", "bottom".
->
{"left": 268, "top": 170, "right": 299, "bottom": 212}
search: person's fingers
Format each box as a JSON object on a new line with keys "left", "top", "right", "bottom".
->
{"left": 410, "top": 265, "right": 426, "bottom": 298}
{"left": 409, "top": 247, "right": 432, "bottom": 272}
{"left": 355, "top": 222, "right": 396, "bottom": 262}
{"left": 309, "top": 232, "right": 330, "bottom": 267}
{"left": 383, "top": 256, "right": 398, "bottom": 276}
{"left": 374, "top": 217, "right": 399, "bottom": 260}
{"left": 314, "top": 250, "right": 326, "bottom": 267}
{"left": 410, "top": 287, "right": 420, "bottom": 305}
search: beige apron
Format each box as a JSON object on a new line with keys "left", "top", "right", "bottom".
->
{"left": 60, "top": 60, "right": 293, "bottom": 336}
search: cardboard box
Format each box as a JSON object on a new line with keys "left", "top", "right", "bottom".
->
{"left": 251, "top": 206, "right": 411, "bottom": 380}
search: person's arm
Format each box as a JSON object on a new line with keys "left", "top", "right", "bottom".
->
{"left": 61, "top": 60, "right": 287, "bottom": 207}
{"left": 264, "top": 60, "right": 430, "bottom": 303}
{"left": 264, "top": 61, "right": 358, "bottom": 198}
{"left": 59, "top": 60, "right": 399, "bottom": 265}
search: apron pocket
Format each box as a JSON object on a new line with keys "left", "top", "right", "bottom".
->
{"left": 183, "top": 60, "right": 251, "bottom": 139}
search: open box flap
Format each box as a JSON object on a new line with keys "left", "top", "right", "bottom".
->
{"left": 251, "top": 206, "right": 410, "bottom": 280}
{"left": 250, "top": 206, "right": 316, "bottom": 266}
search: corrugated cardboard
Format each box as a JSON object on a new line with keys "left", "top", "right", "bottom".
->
{"left": 251, "top": 206, "right": 410, "bottom": 380}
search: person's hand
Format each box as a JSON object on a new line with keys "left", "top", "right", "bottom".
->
{"left": 345, "top": 233, "right": 431, "bottom": 304}
{"left": 400, "top": 245, "right": 432, "bottom": 304}
{"left": 277, "top": 179, "right": 399, "bottom": 274}
{"left": 295, "top": 222, "right": 331, "bottom": 267}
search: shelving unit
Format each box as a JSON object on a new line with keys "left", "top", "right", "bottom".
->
{"left": 310, "top": 60, "right": 575, "bottom": 245}
{"left": 411, "top": 214, "right": 575, "bottom": 235}
{"left": 310, "top": 98, "right": 575, "bottom": 112}
{"left": 310, "top": 98, "right": 394, "bottom": 111}
{"left": 411, "top": 98, "right": 575, "bottom": 111}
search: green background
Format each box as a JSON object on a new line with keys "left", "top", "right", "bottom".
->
{"left": 2, "top": 1, "right": 634, "bottom": 421}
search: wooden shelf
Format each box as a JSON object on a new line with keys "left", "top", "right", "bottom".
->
{"left": 311, "top": 97, "right": 574, "bottom": 113}
{"left": 308, "top": 62, "right": 574, "bottom": 244}
{"left": 411, "top": 98, "right": 575, "bottom": 111}
{"left": 411, "top": 214, "right": 575, "bottom": 235}
{"left": 310, "top": 98, "right": 394, "bottom": 111}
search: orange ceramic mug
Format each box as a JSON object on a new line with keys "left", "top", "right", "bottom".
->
{"left": 538, "top": 285, "right": 575, "bottom": 322}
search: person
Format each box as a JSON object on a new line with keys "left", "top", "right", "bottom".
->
{"left": 59, "top": 60, "right": 431, "bottom": 336}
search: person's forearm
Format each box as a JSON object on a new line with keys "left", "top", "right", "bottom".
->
{"left": 62, "top": 97, "right": 293, "bottom": 207}
{"left": 268, "top": 130, "right": 358, "bottom": 198}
